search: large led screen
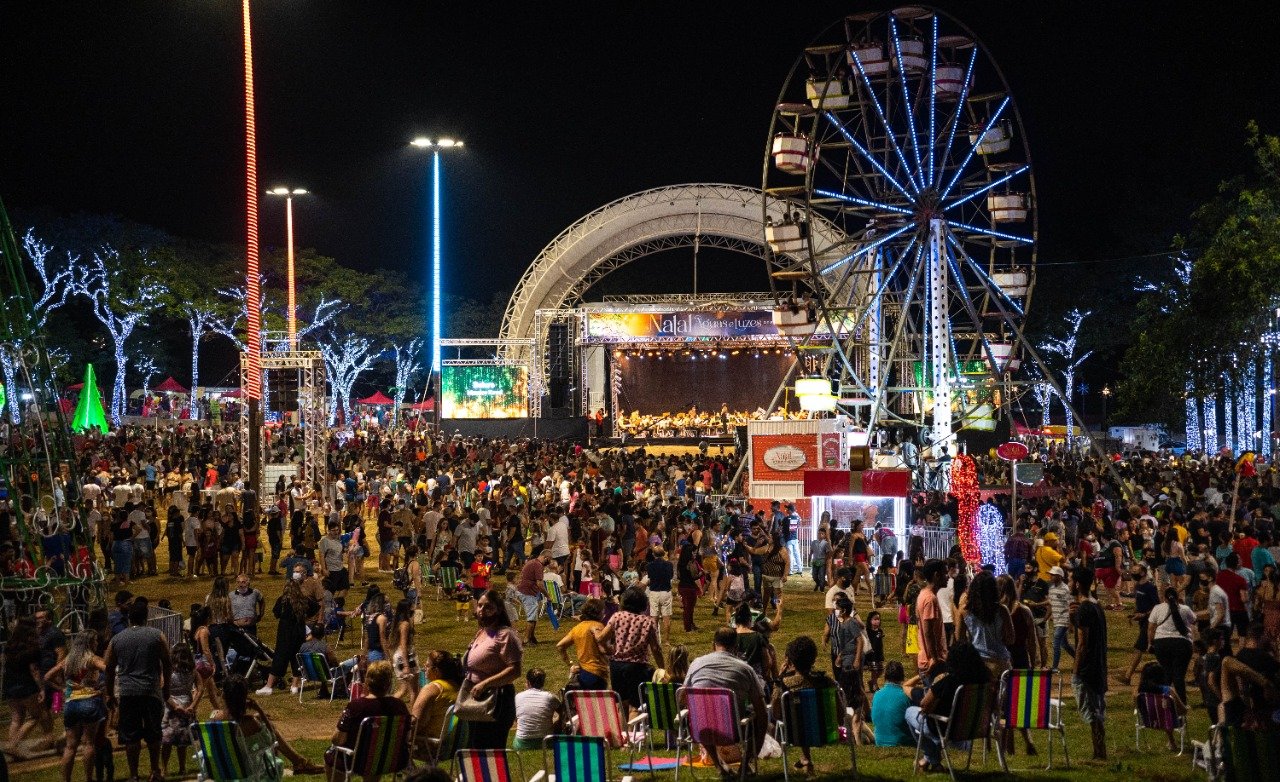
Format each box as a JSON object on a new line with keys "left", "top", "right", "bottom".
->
{"left": 441, "top": 365, "right": 528, "bottom": 419}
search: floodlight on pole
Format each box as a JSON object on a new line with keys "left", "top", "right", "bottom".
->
{"left": 266, "top": 185, "right": 310, "bottom": 349}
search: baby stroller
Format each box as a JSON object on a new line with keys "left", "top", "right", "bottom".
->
{"left": 222, "top": 627, "right": 275, "bottom": 686}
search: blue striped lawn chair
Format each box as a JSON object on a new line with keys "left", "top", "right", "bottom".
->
{"left": 295, "top": 651, "right": 346, "bottom": 703}
{"left": 190, "top": 721, "right": 281, "bottom": 782}
{"left": 776, "top": 684, "right": 857, "bottom": 782}
{"left": 530, "top": 735, "right": 634, "bottom": 782}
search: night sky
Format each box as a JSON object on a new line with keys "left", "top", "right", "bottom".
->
{"left": 4, "top": 2, "right": 1279, "bottom": 310}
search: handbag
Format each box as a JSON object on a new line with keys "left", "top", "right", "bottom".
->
{"left": 905, "top": 623, "right": 920, "bottom": 655}
{"left": 454, "top": 638, "right": 497, "bottom": 722}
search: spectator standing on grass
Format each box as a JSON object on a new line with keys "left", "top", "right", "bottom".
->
{"left": 916, "top": 559, "right": 948, "bottom": 678}
{"left": 557, "top": 598, "right": 610, "bottom": 689}
{"left": 462, "top": 589, "right": 524, "bottom": 750}
{"left": 1070, "top": 567, "right": 1108, "bottom": 761}
{"left": 104, "top": 598, "right": 172, "bottom": 782}
{"left": 598, "top": 585, "right": 664, "bottom": 721}
{"left": 1146, "top": 587, "right": 1197, "bottom": 704}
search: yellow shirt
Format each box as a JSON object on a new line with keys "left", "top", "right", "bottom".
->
{"left": 1174, "top": 524, "right": 1190, "bottom": 544}
{"left": 1036, "top": 544, "right": 1064, "bottom": 581}
{"left": 416, "top": 679, "right": 458, "bottom": 745}
{"left": 566, "top": 619, "right": 609, "bottom": 679}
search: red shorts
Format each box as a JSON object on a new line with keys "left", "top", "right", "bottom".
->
{"left": 1096, "top": 567, "right": 1120, "bottom": 589}
{"left": 852, "top": 554, "right": 868, "bottom": 564}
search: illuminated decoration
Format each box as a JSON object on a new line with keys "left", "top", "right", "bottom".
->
{"left": 442, "top": 364, "right": 529, "bottom": 419}
{"left": 1263, "top": 355, "right": 1273, "bottom": 459}
{"left": 2, "top": 232, "right": 77, "bottom": 423}
{"left": 1223, "top": 383, "right": 1234, "bottom": 454}
{"left": 184, "top": 302, "right": 222, "bottom": 419}
{"left": 978, "top": 503, "right": 1006, "bottom": 575}
{"left": 319, "top": 334, "right": 379, "bottom": 426}
{"left": 242, "top": 0, "right": 261, "bottom": 402}
{"left": 796, "top": 376, "right": 837, "bottom": 412}
{"left": 1203, "top": 396, "right": 1218, "bottom": 454}
{"left": 432, "top": 149, "right": 442, "bottom": 376}
{"left": 70, "top": 364, "right": 108, "bottom": 434}
{"left": 1040, "top": 309, "right": 1092, "bottom": 447}
{"left": 1185, "top": 381, "right": 1201, "bottom": 452}
{"left": 71, "top": 247, "right": 165, "bottom": 425}
{"left": 391, "top": 338, "right": 423, "bottom": 423}
{"left": 949, "top": 452, "right": 980, "bottom": 565}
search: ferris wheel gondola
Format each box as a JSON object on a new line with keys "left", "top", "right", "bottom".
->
{"left": 763, "top": 6, "right": 1037, "bottom": 455}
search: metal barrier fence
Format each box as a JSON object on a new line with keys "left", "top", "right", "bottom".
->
{"left": 916, "top": 527, "right": 958, "bottom": 561}
{"left": 147, "top": 604, "right": 183, "bottom": 648}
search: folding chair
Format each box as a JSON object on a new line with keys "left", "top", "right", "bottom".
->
{"left": 529, "top": 735, "right": 634, "bottom": 782}
{"left": 776, "top": 684, "right": 858, "bottom": 782}
{"left": 1134, "top": 692, "right": 1187, "bottom": 755}
{"left": 544, "top": 579, "right": 567, "bottom": 618}
{"left": 190, "top": 720, "right": 282, "bottom": 782}
{"left": 997, "top": 669, "right": 1068, "bottom": 770}
{"left": 328, "top": 714, "right": 415, "bottom": 782}
{"left": 437, "top": 566, "right": 459, "bottom": 600}
{"left": 680, "top": 687, "right": 754, "bottom": 782}
{"left": 566, "top": 689, "right": 637, "bottom": 768}
{"left": 630, "top": 682, "right": 690, "bottom": 777}
{"left": 456, "top": 749, "right": 525, "bottom": 782}
{"left": 295, "top": 651, "right": 347, "bottom": 703}
{"left": 913, "top": 683, "right": 1002, "bottom": 782}
{"left": 417, "top": 705, "right": 470, "bottom": 774}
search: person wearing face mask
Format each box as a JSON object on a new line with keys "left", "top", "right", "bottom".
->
{"left": 256, "top": 566, "right": 318, "bottom": 696}
{"left": 1119, "top": 562, "right": 1159, "bottom": 685}
{"left": 230, "top": 574, "right": 265, "bottom": 637}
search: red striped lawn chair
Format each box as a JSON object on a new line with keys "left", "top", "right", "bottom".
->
{"left": 566, "top": 689, "right": 638, "bottom": 771}
{"left": 456, "top": 748, "right": 525, "bottom": 782}
{"left": 997, "top": 669, "right": 1068, "bottom": 769}
{"left": 1134, "top": 692, "right": 1186, "bottom": 755}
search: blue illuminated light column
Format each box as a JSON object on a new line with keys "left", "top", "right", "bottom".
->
{"left": 410, "top": 136, "right": 463, "bottom": 387}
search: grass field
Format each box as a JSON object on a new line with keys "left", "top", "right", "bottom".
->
{"left": 6, "top": 555, "right": 1214, "bottom": 781}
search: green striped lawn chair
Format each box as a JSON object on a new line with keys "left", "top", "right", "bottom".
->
{"left": 914, "top": 683, "right": 1001, "bottom": 782}
{"left": 417, "top": 705, "right": 469, "bottom": 774}
{"left": 295, "top": 651, "right": 346, "bottom": 703}
{"left": 530, "top": 735, "right": 634, "bottom": 782}
{"left": 437, "top": 566, "right": 460, "bottom": 600}
{"left": 190, "top": 721, "right": 281, "bottom": 782}
{"left": 777, "top": 684, "right": 857, "bottom": 782}
{"left": 997, "top": 669, "right": 1067, "bottom": 770}
{"left": 630, "top": 682, "right": 689, "bottom": 778}
{"left": 329, "top": 714, "right": 415, "bottom": 782}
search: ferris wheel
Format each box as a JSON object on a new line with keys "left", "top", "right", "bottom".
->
{"left": 762, "top": 6, "right": 1036, "bottom": 455}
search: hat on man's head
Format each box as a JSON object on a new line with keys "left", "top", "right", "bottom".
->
{"left": 1049, "top": 566, "right": 1065, "bottom": 577}
{"left": 1043, "top": 531, "right": 1058, "bottom": 543}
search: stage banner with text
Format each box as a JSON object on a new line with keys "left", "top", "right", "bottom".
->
{"left": 584, "top": 309, "right": 851, "bottom": 343}
{"left": 441, "top": 364, "right": 528, "bottom": 419}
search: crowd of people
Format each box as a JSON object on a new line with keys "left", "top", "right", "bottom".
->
{"left": 613, "top": 404, "right": 808, "bottom": 440}
{"left": 3, "top": 424, "right": 1280, "bottom": 781}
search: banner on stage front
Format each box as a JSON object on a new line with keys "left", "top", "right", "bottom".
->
{"left": 584, "top": 309, "right": 849, "bottom": 343}
{"left": 441, "top": 364, "right": 528, "bottom": 419}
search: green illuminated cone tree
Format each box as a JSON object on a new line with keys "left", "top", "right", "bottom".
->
{"left": 71, "top": 364, "right": 109, "bottom": 434}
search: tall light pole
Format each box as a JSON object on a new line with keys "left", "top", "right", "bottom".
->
{"left": 267, "top": 186, "right": 309, "bottom": 349}
{"left": 410, "top": 136, "right": 463, "bottom": 395}
{"left": 1101, "top": 385, "right": 1111, "bottom": 446}
{"left": 242, "top": 0, "right": 262, "bottom": 497}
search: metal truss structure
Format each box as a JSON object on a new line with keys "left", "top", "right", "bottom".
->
{"left": 597, "top": 292, "right": 776, "bottom": 306}
{"left": 500, "top": 184, "right": 851, "bottom": 355}
{"left": 240, "top": 344, "right": 326, "bottom": 499}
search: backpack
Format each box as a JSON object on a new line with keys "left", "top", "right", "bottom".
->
{"left": 392, "top": 566, "right": 410, "bottom": 591}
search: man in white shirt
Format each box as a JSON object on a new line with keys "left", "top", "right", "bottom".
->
{"left": 82, "top": 481, "right": 103, "bottom": 509}
{"left": 825, "top": 568, "right": 857, "bottom": 616}
{"left": 548, "top": 513, "right": 571, "bottom": 568}
{"left": 182, "top": 513, "right": 200, "bottom": 578}
{"left": 512, "top": 668, "right": 564, "bottom": 750}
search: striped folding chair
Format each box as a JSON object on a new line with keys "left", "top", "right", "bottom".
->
{"left": 566, "top": 689, "right": 637, "bottom": 769}
{"left": 437, "top": 566, "right": 459, "bottom": 600}
{"left": 329, "top": 714, "right": 415, "bottom": 782}
{"left": 680, "top": 687, "right": 753, "bottom": 782}
{"left": 914, "top": 683, "right": 1001, "bottom": 782}
{"left": 630, "top": 682, "right": 689, "bottom": 777}
{"left": 190, "top": 721, "right": 281, "bottom": 782}
{"left": 456, "top": 749, "right": 524, "bottom": 782}
{"left": 529, "top": 735, "right": 634, "bottom": 782}
{"left": 295, "top": 651, "right": 346, "bottom": 703}
{"left": 418, "top": 705, "right": 470, "bottom": 773}
{"left": 1134, "top": 692, "right": 1187, "bottom": 755}
{"left": 776, "top": 684, "right": 857, "bottom": 782}
{"left": 997, "top": 669, "right": 1068, "bottom": 769}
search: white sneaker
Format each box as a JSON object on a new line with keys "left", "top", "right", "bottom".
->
{"left": 254, "top": 686, "right": 274, "bottom": 696}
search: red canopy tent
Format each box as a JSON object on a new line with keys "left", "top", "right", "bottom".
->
{"left": 357, "top": 391, "right": 395, "bottom": 406}
{"left": 221, "top": 388, "right": 242, "bottom": 398}
{"left": 409, "top": 399, "right": 435, "bottom": 411}
{"left": 154, "top": 376, "right": 189, "bottom": 394}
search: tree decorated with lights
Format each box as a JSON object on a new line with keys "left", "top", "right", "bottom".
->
{"left": 391, "top": 338, "right": 423, "bottom": 423}
{"left": 1, "top": 231, "right": 78, "bottom": 422}
{"left": 70, "top": 245, "right": 165, "bottom": 425}
{"left": 949, "top": 451, "right": 981, "bottom": 565}
{"left": 1040, "top": 308, "right": 1092, "bottom": 446}
{"left": 320, "top": 333, "right": 378, "bottom": 425}
{"left": 977, "top": 503, "right": 1007, "bottom": 574}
